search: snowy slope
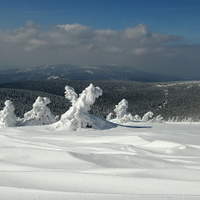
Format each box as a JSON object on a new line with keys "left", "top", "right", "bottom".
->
{"left": 0, "top": 122, "right": 200, "bottom": 200}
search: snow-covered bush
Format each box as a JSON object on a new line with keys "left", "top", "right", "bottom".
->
{"left": 142, "top": 111, "right": 154, "bottom": 122}
{"left": 155, "top": 115, "right": 164, "bottom": 123}
{"left": 22, "top": 96, "right": 57, "bottom": 126}
{"left": 168, "top": 116, "right": 193, "bottom": 123}
{"left": 55, "top": 84, "right": 109, "bottom": 131}
{"left": 133, "top": 114, "right": 141, "bottom": 121}
{"left": 151, "top": 114, "right": 164, "bottom": 123}
{"left": 182, "top": 117, "right": 192, "bottom": 123}
{"left": 0, "top": 100, "right": 18, "bottom": 127}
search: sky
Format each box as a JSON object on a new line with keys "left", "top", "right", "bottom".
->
{"left": 0, "top": 0, "right": 200, "bottom": 78}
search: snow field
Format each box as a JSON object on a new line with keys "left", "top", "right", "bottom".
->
{"left": 0, "top": 122, "right": 200, "bottom": 199}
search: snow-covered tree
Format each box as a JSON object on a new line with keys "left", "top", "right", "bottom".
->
{"left": 142, "top": 111, "right": 154, "bottom": 122}
{"left": 114, "top": 99, "right": 129, "bottom": 119}
{"left": 108, "top": 99, "right": 134, "bottom": 123}
{"left": 106, "top": 113, "right": 113, "bottom": 121}
{"left": 0, "top": 100, "right": 17, "bottom": 127}
{"left": 55, "top": 84, "right": 103, "bottom": 130}
{"left": 65, "top": 85, "right": 78, "bottom": 105}
{"left": 22, "top": 96, "right": 56, "bottom": 126}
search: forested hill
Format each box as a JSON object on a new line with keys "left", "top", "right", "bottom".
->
{"left": 0, "top": 88, "right": 70, "bottom": 117}
{"left": 1, "top": 80, "right": 200, "bottom": 121}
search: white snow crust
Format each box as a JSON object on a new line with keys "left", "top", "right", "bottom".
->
{"left": 0, "top": 122, "right": 200, "bottom": 199}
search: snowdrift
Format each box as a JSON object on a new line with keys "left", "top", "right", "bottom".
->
{"left": 0, "top": 122, "right": 200, "bottom": 199}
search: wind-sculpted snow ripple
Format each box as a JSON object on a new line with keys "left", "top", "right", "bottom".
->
{"left": 0, "top": 123, "right": 200, "bottom": 199}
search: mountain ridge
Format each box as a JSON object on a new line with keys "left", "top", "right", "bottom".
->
{"left": 0, "top": 64, "right": 183, "bottom": 84}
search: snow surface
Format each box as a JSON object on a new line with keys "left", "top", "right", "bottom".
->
{"left": 0, "top": 122, "right": 200, "bottom": 200}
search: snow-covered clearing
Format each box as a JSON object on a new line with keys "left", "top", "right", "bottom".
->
{"left": 0, "top": 122, "right": 200, "bottom": 200}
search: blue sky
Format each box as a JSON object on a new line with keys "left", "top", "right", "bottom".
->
{"left": 1, "top": 0, "right": 200, "bottom": 42}
{"left": 0, "top": 0, "right": 200, "bottom": 78}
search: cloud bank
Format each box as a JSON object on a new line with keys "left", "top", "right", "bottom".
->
{"left": 0, "top": 21, "right": 200, "bottom": 77}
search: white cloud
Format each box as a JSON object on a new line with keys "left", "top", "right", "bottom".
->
{"left": 0, "top": 21, "right": 200, "bottom": 77}
{"left": 57, "top": 23, "right": 90, "bottom": 33}
{"left": 133, "top": 48, "right": 147, "bottom": 55}
{"left": 123, "top": 24, "right": 150, "bottom": 40}
{"left": 25, "top": 39, "right": 47, "bottom": 51}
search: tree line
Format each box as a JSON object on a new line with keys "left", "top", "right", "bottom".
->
{"left": 1, "top": 80, "right": 200, "bottom": 121}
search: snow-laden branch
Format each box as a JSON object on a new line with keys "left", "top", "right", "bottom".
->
{"left": 65, "top": 86, "right": 78, "bottom": 105}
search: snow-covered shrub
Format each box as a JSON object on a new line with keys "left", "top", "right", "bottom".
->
{"left": 142, "top": 111, "right": 154, "bottom": 122}
{"left": 22, "top": 96, "right": 57, "bottom": 126}
{"left": 155, "top": 115, "right": 164, "bottom": 123}
{"left": 151, "top": 114, "right": 164, "bottom": 123}
{"left": 182, "top": 117, "right": 193, "bottom": 123}
{"left": 174, "top": 116, "right": 179, "bottom": 122}
{"left": 133, "top": 114, "right": 141, "bottom": 121}
{"left": 168, "top": 116, "right": 175, "bottom": 122}
{"left": 0, "top": 100, "right": 18, "bottom": 127}
{"left": 124, "top": 113, "right": 134, "bottom": 122}
{"left": 55, "top": 84, "right": 112, "bottom": 131}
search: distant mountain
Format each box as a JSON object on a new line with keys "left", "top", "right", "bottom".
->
{"left": 0, "top": 64, "right": 183, "bottom": 84}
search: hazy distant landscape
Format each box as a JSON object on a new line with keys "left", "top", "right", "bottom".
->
{"left": 0, "top": 64, "right": 183, "bottom": 84}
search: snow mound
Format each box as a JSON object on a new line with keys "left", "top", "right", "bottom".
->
{"left": 0, "top": 147, "right": 95, "bottom": 170}
{"left": 144, "top": 140, "right": 182, "bottom": 148}
{"left": 71, "top": 151, "right": 175, "bottom": 169}
{"left": 141, "top": 140, "right": 200, "bottom": 156}
{"left": 88, "top": 115, "right": 117, "bottom": 130}
{"left": 54, "top": 115, "right": 117, "bottom": 131}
